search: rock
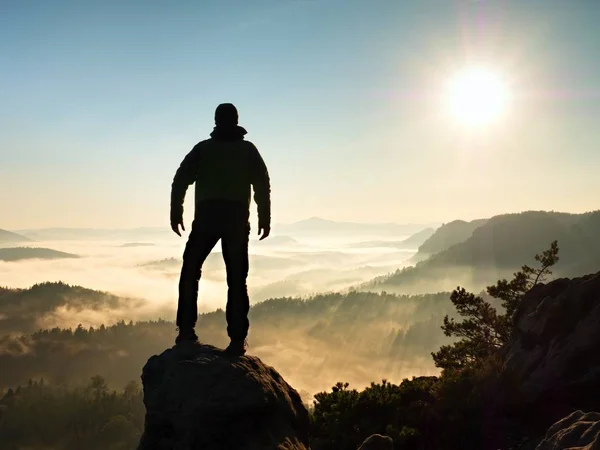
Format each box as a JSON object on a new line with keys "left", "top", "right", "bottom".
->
{"left": 137, "top": 343, "right": 310, "bottom": 450}
{"left": 357, "top": 434, "right": 394, "bottom": 450}
{"left": 0, "top": 404, "right": 7, "bottom": 426}
{"left": 535, "top": 410, "right": 600, "bottom": 450}
{"left": 498, "top": 271, "right": 600, "bottom": 426}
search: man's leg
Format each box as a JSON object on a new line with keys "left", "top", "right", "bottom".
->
{"left": 221, "top": 220, "right": 251, "bottom": 345}
{"left": 176, "top": 220, "right": 220, "bottom": 339}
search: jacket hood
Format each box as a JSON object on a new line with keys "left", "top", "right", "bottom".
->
{"left": 210, "top": 125, "right": 247, "bottom": 141}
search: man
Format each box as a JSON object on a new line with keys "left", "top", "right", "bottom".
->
{"left": 170, "top": 103, "right": 271, "bottom": 355}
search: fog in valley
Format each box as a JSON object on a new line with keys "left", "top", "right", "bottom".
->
{"left": 0, "top": 225, "right": 422, "bottom": 316}
{"left": 3, "top": 209, "right": 600, "bottom": 401}
{"left": 1, "top": 221, "right": 450, "bottom": 399}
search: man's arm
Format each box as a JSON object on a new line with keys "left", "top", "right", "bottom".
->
{"left": 248, "top": 143, "right": 271, "bottom": 239}
{"left": 170, "top": 145, "right": 201, "bottom": 236}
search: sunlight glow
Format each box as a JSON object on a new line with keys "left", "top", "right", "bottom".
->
{"left": 446, "top": 67, "right": 510, "bottom": 126}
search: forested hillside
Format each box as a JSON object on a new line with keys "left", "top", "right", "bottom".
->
{"left": 0, "top": 290, "right": 458, "bottom": 393}
{"left": 367, "top": 211, "right": 600, "bottom": 293}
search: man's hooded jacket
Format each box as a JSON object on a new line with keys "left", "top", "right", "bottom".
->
{"left": 170, "top": 124, "right": 271, "bottom": 228}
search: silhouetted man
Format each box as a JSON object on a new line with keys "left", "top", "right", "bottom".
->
{"left": 170, "top": 103, "right": 271, "bottom": 355}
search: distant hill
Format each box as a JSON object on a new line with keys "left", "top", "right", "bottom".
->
{"left": 140, "top": 253, "right": 306, "bottom": 272}
{"left": 250, "top": 235, "right": 300, "bottom": 247}
{"left": 411, "top": 219, "right": 488, "bottom": 262}
{"left": 399, "top": 227, "right": 436, "bottom": 248}
{"left": 348, "top": 228, "right": 435, "bottom": 250}
{"left": 15, "top": 222, "right": 440, "bottom": 241}
{"left": 0, "top": 289, "right": 456, "bottom": 391}
{"left": 0, "top": 281, "right": 142, "bottom": 334}
{"left": 139, "top": 257, "right": 180, "bottom": 269}
{"left": 0, "top": 229, "right": 31, "bottom": 246}
{"left": 348, "top": 240, "right": 405, "bottom": 249}
{"left": 275, "top": 217, "right": 438, "bottom": 237}
{"left": 120, "top": 242, "right": 155, "bottom": 248}
{"left": 16, "top": 227, "right": 172, "bottom": 242}
{"left": 0, "top": 247, "right": 79, "bottom": 262}
{"left": 366, "top": 210, "right": 600, "bottom": 294}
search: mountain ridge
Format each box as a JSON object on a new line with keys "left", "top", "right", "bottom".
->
{"left": 0, "top": 229, "right": 31, "bottom": 245}
{"left": 366, "top": 210, "right": 600, "bottom": 294}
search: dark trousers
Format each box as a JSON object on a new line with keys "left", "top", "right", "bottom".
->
{"left": 176, "top": 200, "right": 250, "bottom": 340}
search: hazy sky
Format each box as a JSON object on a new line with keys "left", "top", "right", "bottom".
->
{"left": 1, "top": 0, "right": 599, "bottom": 229}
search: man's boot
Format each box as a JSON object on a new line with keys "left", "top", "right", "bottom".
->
{"left": 175, "top": 327, "right": 198, "bottom": 344}
{"left": 225, "top": 338, "right": 247, "bottom": 356}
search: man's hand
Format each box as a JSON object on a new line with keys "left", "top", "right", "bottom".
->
{"left": 258, "top": 225, "right": 270, "bottom": 241}
{"left": 171, "top": 215, "right": 185, "bottom": 237}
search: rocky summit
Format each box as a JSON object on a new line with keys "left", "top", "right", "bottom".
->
{"left": 499, "top": 271, "right": 600, "bottom": 426}
{"left": 136, "top": 343, "right": 310, "bottom": 450}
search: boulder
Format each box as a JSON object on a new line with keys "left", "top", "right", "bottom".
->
{"left": 535, "top": 410, "right": 600, "bottom": 450}
{"left": 357, "top": 433, "right": 394, "bottom": 449}
{"left": 137, "top": 343, "right": 310, "bottom": 450}
{"left": 499, "top": 271, "right": 600, "bottom": 424}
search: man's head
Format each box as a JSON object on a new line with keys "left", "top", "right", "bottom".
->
{"left": 215, "top": 103, "right": 239, "bottom": 127}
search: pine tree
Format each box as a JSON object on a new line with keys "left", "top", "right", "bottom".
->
{"left": 432, "top": 240, "right": 559, "bottom": 371}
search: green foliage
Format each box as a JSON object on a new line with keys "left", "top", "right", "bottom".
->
{"left": 1, "top": 238, "right": 572, "bottom": 450}
{"left": 310, "top": 241, "right": 564, "bottom": 450}
{"left": 432, "top": 241, "right": 559, "bottom": 371}
{"left": 310, "top": 377, "right": 437, "bottom": 450}
{"left": 310, "top": 353, "right": 520, "bottom": 449}
{"left": 1, "top": 290, "right": 454, "bottom": 390}
{"left": 0, "top": 376, "right": 144, "bottom": 450}
{"left": 488, "top": 240, "right": 560, "bottom": 321}
{"left": 429, "top": 361, "right": 493, "bottom": 449}
{"left": 0, "top": 281, "right": 135, "bottom": 335}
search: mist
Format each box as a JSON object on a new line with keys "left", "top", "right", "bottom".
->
{"left": 0, "top": 230, "right": 416, "bottom": 329}
{"left": 0, "top": 289, "right": 454, "bottom": 400}
{"left": 0, "top": 226, "right": 454, "bottom": 398}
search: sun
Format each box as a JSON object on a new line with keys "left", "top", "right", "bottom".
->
{"left": 446, "top": 66, "right": 510, "bottom": 126}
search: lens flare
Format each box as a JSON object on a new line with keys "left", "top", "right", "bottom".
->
{"left": 446, "top": 66, "right": 510, "bottom": 126}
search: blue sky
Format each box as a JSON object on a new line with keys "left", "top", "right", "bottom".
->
{"left": 1, "top": 0, "right": 599, "bottom": 228}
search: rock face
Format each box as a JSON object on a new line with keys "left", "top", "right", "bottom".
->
{"left": 137, "top": 343, "right": 310, "bottom": 450}
{"left": 357, "top": 434, "right": 394, "bottom": 449}
{"left": 499, "top": 271, "right": 600, "bottom": 427}
{"left": 535, "top": 410, "right": 600, "bottom": 450}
